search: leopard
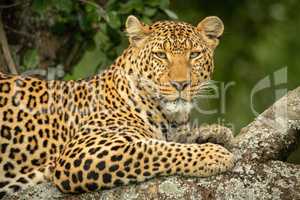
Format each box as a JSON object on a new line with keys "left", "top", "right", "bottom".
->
{"left": 0, "top": 15, "right": 234, "bottom": 198}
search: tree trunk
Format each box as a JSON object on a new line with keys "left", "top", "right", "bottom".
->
{"left": 4, "top": 87, "right": 300, "bottom": 200}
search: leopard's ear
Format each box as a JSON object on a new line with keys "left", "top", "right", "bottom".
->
{"left": 197, "top": 16, "right": 224, "bottom": 48}
{"left": 126, "top": 15, "right": 151, "bottom": 47}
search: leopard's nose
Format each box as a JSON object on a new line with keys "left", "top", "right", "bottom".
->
{"left": 170, "top": 80, "right": 190, "bottom": 91}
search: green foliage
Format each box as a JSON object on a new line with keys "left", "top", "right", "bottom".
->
{"left": 64, "top": 31, "right": 107, "bottom": 80}
{"left": 21, "top": 49, "right": 39, "bottom": 71}
{"left": 29, "top": 0, "right": 176, "bottom": 78}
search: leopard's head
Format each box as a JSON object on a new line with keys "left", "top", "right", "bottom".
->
{"left": 125, "top": 15, "right": 224, "bottom": 116}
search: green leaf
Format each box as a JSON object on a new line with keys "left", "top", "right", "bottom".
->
{"left": 144, "top": 7, "right": 157, "bottom": 17}
{"left": 78, "top": 12, "right": 89, "bottom": 31}
{"left": 119, "top": 0, "right": 144, "bottom": 14}
{"left": 85, "top": 3, "right": 102, "bottom": 22}
{"left": 64, "top": 48, "right": 105, "bottom": 80}
{"left": 141, "top": 16, "right": 152, "bottom": 24}
{"left": 159, "top": 0, "right": 170, "bottom": 9}
{"left": 95, "top": 31, "right": 110, "bottom": 48}
{"left": 32, "top": 0, "right": 49, "bottom": 14}
{"left": 105, "top": 0, "right": 119, "bottom": 11}
{"left": 107, "top": 11, "right": 121, "bottom": 29}
{"left": 53, "top": 0, "right": 73, "bottom": 13}
{"left": 163, "top": 9, "right": 178, "bottom": 19}
{"left": 22, "top": 49, "right": 39, "bottom": 69}
{"left": 144, "top": 0, "right": 161, "bottom": 7}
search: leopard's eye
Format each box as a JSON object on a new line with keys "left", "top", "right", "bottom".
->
{"left": 153, "top": 52, "right": 167, "bottom": 59}
{"left": 189, "top": 52, "right": 201, "bottom": 59}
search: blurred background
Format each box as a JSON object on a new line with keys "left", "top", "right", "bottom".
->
{"left": 0, "top": 0, "right": 299, "bottom": 162}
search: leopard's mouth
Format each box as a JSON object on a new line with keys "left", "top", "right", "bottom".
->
{"left": 158, "top": 90, "right": 194, "bottom": 102}
{"left": 159, "top": 95, "right": 190, "bottom": 103}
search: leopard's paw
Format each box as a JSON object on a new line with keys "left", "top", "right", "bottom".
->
{"left": 188, "top": 124, "right": 234, "bottom": 147}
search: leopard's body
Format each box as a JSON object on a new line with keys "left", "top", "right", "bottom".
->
{"left": 0, "top": 16, "right": 234, "bottom": 197}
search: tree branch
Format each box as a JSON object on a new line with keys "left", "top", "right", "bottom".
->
{"left": 0, "top": 12, "right": 18, "bottom": 74}
{"left": 232, "top": 86, "right": 300, "bottom": 162}
{"left": 4, "top": 87, "right": 300, "bottom": 200}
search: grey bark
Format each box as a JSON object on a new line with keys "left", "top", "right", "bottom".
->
{"left": 4, "top": 87, "right": 300, "bottom": 200}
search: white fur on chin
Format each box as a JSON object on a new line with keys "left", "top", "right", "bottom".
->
{"left": 164, "top": 101, "right": 193, "bottom": 114}
{"left": 162, "top": 101, "right": 193, "bottom": 123}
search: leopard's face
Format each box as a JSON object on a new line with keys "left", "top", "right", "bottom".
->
{"left": 126, "top": 16, "right": 224, "bottom": 114}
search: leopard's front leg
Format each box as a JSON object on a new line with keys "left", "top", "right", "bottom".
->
{"left": 52, "top": 127, "right": 234, "bottom": 193}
